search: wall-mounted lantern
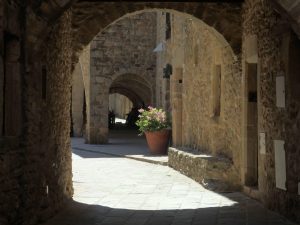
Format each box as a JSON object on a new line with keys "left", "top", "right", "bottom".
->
{"left": 163, "top": 63, "right": 172, "bottom": 79}
{"left": 153, "top": 42, "right": 164, "bottom": 52}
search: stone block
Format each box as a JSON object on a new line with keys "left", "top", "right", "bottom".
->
{"left": 168, "top": 147, "right": 241, "bottom": 192}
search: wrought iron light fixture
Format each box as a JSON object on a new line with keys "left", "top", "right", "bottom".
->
{"left": 163, "top": 63, "right": 172, "bottom": 79}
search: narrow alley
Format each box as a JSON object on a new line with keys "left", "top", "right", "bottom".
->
{"left": 41, "top": 133, "right": 295, "bottom": 225}
{"left": 1, "top": 1, "right": 300, "bottom": 225}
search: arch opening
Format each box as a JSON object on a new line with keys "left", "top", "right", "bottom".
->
{"left": 2, "top": 1, "right": 300, "bottom": 225}
{"left": 109, "top": 93, "right": 133, "bottom": 121}
{"left": 17, "top": 4, "right": 248, "bottom": 224}
{"left": 81, "top": 8, "right": 238, "bottom": 145}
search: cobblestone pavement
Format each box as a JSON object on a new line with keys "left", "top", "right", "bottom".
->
{"left": 41, "top": 149, "right": 296, "bottom": 225}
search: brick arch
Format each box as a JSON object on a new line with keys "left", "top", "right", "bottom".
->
{"left": 27, "top": 1, "right": 243, "bottom": 58}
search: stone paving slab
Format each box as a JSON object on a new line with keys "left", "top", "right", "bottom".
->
{"left": 40, "top": 150, "right": 297, "bottom": 225}
{"left": 71, "top": 130, "right": 168, "bottom": 165}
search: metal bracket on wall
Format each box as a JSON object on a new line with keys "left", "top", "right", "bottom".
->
{"left": 163, "top": 63, "right": 172, "bottom": 79}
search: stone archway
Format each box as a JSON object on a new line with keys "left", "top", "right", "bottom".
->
{"left": 85, "top": 11, "right": 157, "bottom": 144}
{"left": 109, "top": 87, "right": 143, "bottom": 108}
{"left": 2, "top": 1, "right": 300, "bottom": 225}
{"left": 16, "top": 3, "right": 243, "bottom": 223}
{"left": 110, "top": 73, "right": 153, "bottom": 107}
{"left": 27, "top": 0, "right": 300, "bottom": 59}
{"left": 27, "top": 2, "right": 243, "bottom": 61}
{"left": 87, "top": 72, "right": 153, "bottom": 144}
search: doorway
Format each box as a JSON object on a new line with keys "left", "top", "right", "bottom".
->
{"left": 245, "top": 63, "right": 258, "bottom": 187}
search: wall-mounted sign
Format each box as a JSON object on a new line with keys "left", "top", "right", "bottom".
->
{"left": 276, "top": 76, "right": 285, "bottom": 108}
{"left": 259, "top": 132, "right": 266, "bottom": 155}
{"left": 274, "top": 140, "right": 287, "bottom": 190}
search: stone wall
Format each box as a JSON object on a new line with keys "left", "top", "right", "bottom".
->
{"left": 169, "top": 147, "right": 241, "bottom": 192}
{"left": 41, "top": 8, "right": 74, "bottom": 216}
{"left": 0, "top": 1, "right": 24, "bottom": 224}
{"left": 69, "top": 2, "right": 243, "bottom": 62}
{"left": 182, "top": 17, "right": 241, "bottom": 163}
{"left": 90, "top": 11, "right": 157, "bottom": 100}
{"left": 242, "top": 0, "right": 300, "bottom": 221}
{"left": 13, "top": 9, "right": 74, "bottom": 225}
{"left": 87, "top": 12, "right": 157, "bottom": 143}
{"left": 71, "top": 45, "right": 90, "bottom": 138}
{"left": 0, "top": 2, "right": 74, "bottom": 225}
{"left": 155, "top": 12, "right": 172, "bottom": 112}
{"left": 167, "top": 13, "right": 242, "bottom": 186}
{"left": 0, "top": 2, "right": 299, "bottom": 225}
{"left": 0, "top": 138, "right": 22, "bottom": 225}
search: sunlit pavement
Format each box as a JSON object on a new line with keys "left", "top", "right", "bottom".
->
{"left": 41, "top": 149, "right": 296, "bottom": 225}
{"left": 71, "top": 129, "right": 168, "bottom": 165}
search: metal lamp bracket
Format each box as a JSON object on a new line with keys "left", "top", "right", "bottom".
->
{"left": 163, "top": 63, "right": 172, "bottom": 79}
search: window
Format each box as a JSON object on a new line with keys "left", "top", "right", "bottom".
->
{"left": 0, "top": 55, "right": 4, "bottom": 136}
{"left": 166, "top": 13, "right": 171, "bottom": 40}
{"left": 42, "top": 65, "right": 47, "bottom": 100}
{"left": 245, "top": 62, "right": 258, "bottom": 187}
{"left": 211, "top": 65, "right": 221, "bottom": 117}
{"left": 194, "top": 45, "right": 199, "bottom": 66}
{"left": 3, "top": 32, "right": 21, "bottom": 136}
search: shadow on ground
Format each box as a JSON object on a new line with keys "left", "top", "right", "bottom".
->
{"left": 67, "top": 128, "right": 297, "bottom": 225}
{"left": 41, "top": 196, "right": 296, "bottom": 225}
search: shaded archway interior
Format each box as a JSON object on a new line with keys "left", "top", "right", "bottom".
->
{"left": 109, "top": 74, "right": 152, "bottom": 107}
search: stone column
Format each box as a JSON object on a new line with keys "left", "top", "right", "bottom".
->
{"left": 171, "top": 67, "right": 183, "bottom": 146}
{"left": 86, "top": 75, "right": 110, "bottom": 144}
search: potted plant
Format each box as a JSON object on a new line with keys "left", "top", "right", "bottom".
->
{"left": 136, "top": 106, "right": 171, "bottom": 155}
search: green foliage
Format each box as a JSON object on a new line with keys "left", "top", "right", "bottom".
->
{"left": 135, "top": 106, "right": 171, "bottom": 135}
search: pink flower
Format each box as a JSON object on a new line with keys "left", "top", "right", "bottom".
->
{"left": 138, "top": 108, "right": 144, "bottom": 113}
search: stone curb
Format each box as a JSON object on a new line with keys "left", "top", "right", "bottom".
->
{"left": 72, "top": 147, "right": 168, "bottom": 166}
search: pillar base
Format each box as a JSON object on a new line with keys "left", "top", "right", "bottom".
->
{"left": 86, "top": 127, "right": 108, "bottom": 144}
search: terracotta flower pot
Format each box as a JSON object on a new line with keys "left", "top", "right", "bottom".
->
{"left": 144, "top": 129, "right": 171, "bottom": 155}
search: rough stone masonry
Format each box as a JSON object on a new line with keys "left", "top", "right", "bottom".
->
{"left": 0, "top": 1, "right": 299, "bottom": 225}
